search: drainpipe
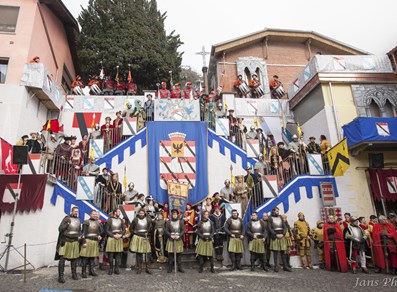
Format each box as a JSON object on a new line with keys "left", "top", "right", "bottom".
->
{"left": 328, "top": 82, "right": 341, "bottom": 141}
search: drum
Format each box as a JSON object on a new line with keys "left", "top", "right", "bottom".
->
{"left": 238, "top": 83, "right": 250, "bottom": 95}
{"left": 90, "top": 83, "right": 102, "bottom": 95}
{"left": 72, "top": 86, "right": 84, "bottom": 95}
{"left": 274, "top": 86, "right": 286, "bottom": 98}
{"left": 255, "top": 86, "right": 265, "bottom": 97}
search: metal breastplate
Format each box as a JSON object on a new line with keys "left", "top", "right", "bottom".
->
{"left": 271, "top": 216, "right": 283, "bottom": 231}
{"left": 230, "top": 218, "right": 242, "bottom": 235}
{"left": 86, "top": 220, "right": 100, "bottom": 238}
{"left": 170, "top": 220, "right": 181, "bottom": 235}
{"left": 251, "top": 220, "right": 262, "bottom": 236}
{"left": 110, "top": 218, "right": 122, "bottom": 234}
{"left": 65, "top": 217, "right": 81, "bottom": 238}
{"left": 201, "top": 220, "right": 212, "bottom": 236}
{"left": 350, "top": 226, "right": 363, "bottom": 241}
{"left": 136, "top": 217, "right": 148, "bottom": 233}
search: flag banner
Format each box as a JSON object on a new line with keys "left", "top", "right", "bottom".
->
{"left": 154, "top": 99, "right": 200, "bottom": 121}
{"left": 104, "top": 97, "right": 115, "bottom": 110}
{"left": 21, "top": 153, "right": 40, "bottom": 174}
{"left": 83, "top": 98, "right": 94, "bottom": 110}
{"left": 169, "top": 195, "right": 188, "bottom": 217}
{"left": 76, "top": 176, "right": 95, "bottom": 200}
{"left": 368, "top": 169, "right": 397, "bottom": 202}
{"left": 65, "top": 97, "right": 74, "bottom": 109}
{"left": 90, "top": 139, "right": 104, "bottom": 159}
{"left": 262, "top": 175, "right": 278, "bottom": 198}
{"left": 224, "top": 203, "right": 242, "bottom": 219}
{"left": 72, "top": 112, "right": 102, "bottom": 129}
{"left": 327, "top": 138, "right": 350, "bottom": 177}
{"left": 120, "top": 204, "right": 135, "bottom": 224}
{"left": 246, "top": 139, "right": 260, "bottom": 158}
{"left": 269, "top": 101, "right": 280, "bottom": 113}
{"left": 320, "top": 182, "right": 336, "bottom": 207}
{"left": 122, "top": 117, "right": 137, "bottom": 136}
{"left": 167, "top": 181, "right": 189, "bottom": 197}
{"left": 307, "top": 154, "right": 325, "bottom": 175}
{"left": 42, "top": 119, "right": 60, "bottom": 133}
{"left": 215, "top": 118, "right": 229, "bottom": 136}
{"left": 0, "top": 174, "right": 46, "bottom": 213}
{"left": 0, "top": 138, "right": 18, "bottom": 174}
{"left": 148, "top": 122, "right": 208, "bottom": 204}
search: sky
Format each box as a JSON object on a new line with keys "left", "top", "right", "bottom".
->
{"left": 65, "top": 0, "right": 397, "bottom": 74}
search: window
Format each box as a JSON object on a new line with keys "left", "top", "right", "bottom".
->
{"left": 61, "top": 65, "right": 73, "bottom": 93}
{"left": 0, "top": 58, "right": 8, "bottom": 83}
{"left": 0, "top": 6, "right": 20, "bottom": 33}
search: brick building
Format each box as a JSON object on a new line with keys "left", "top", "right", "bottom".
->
{"left": 208, "top": 28, "right": 367, "bottom": 98}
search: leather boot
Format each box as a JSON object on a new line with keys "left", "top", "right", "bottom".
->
{"left": 114, "top": 253, "right": 121, "bottom": 275}
{"left": 71, "top": 259, "right": 78, "bottom": 280}
{"left": 108, "top": 253, "right": 114, "bottom": 275}
{"left": 236, "top": 254, "right": 243, "bottom": 270}
{"left": 273, "top": 251, "right": 279, "bottom": 272}
{"left": 230, "top": 253, "right": 236, "bottom": 271}
{"left": 261, "top": 254, "right": 269, "bottom": 272}
{"left": 58, "top": 257, "right": 66, "bottom": 284}
{"left": 167, "top": 256, "right": 173, "bottom": 273}
{"left": 136, "top": 254, "right": 142, "bottom": 274}
{"left": 81, "top": 257, "right": 87, "bottom": 278}
{"left": 307, "top": 256, "right": 313, "bottom": 269}
{"left": 88, "top": 258, "right": 98, "bottom": 276}
{"left": 145, "top": 254, "right": 152, "bottom": 274}
{"left": 287, "top": 254, "right": 292, "bottom": 268}
{"left": 210, "top": 256, "right": 215, "bottom": 273}
{"left": 300, "top": 257, "right": 307, "bottom": 269}
{"left": 177, "top": 253, "right": 184, "bottom": 273}
{"left": 282, "top": 252, "right": 292, "bottom": 272}
{"left": 199, "top": 256, "right": 204, "bottom": 273}
{"left": 250, "top": 253, "right": 256, "bottom": 271}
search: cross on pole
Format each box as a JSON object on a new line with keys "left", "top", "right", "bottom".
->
{"left": 195, "top": 46, "right": 210, "bottom": 68}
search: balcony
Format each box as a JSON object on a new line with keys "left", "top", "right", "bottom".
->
{"left": 20, "top": 63, "right": 64, "bottom": 110}
{"left": 342, "top": 117, "right": 397, "bottom": 154}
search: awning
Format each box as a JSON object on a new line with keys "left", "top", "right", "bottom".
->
{"left": 368, "top": 169, "right": 397, "bottom": 202}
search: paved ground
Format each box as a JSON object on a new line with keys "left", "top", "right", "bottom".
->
{"left": 1, "top": 266, "right": 397, "bottom": 292}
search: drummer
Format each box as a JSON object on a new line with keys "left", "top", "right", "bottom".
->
{"left": 269, "top": 75, "right": 284, "bottom": 99}
{"left": 248, "top": 73, "right": 261, "bottom": 98}
{"left": 88, "top": 74, "right": 102, "bottom": 95}
{"left": 71, "top": 75, "right": 85, "bottom": 95}
{"left": 233, "top": 74, "right": 248, "bottom": 98}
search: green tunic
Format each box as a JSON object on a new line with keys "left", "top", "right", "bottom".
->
{"left": 106, "top": 237, "right": 123, "bottom": 252}
{"left": 166, "top": 238, "right": 184, "bottom": 253}
{"left": 249, "top": 238, "right": 265, "bottom": 253}
{"left": 270, "top": 237, "right": 287, "bottom": 251}
{"left": 196, "top": 238, "right": 213, "bottom": 256}
{"left": 129, "top": 235, "right": 151, "bottom": 253}
{"left": 80, "top": 239, "right": 99, "bottom": 257}
{"left": 228, "top": 237, "right": 244, "bottom": 253}
{"left": 58, "top": 241, "right": 79, "bottom": 259}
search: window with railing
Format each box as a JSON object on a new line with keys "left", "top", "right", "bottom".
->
{"left": 0, "top": 5, "right": 19, "bottom": 33}
{"left": 0, "top": 58, "right": 9, "bottom": 83}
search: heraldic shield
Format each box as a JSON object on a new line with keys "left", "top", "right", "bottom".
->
{"left": 148, "top": 122, "right": 208, "bottom": 204}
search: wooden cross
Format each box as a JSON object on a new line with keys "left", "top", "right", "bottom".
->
{"left": 195, "top": 46, "right": 210, "bottom": 67}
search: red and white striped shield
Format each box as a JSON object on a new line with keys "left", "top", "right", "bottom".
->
{"left": 159, "top": 132, "right": 196, "bottom": 190}
{"left": 386, "top": 177, "right": 397, "bottom": 194}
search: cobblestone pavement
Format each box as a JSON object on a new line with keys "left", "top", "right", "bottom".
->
{"left": 1, "top": 266, "right": 397, "bottom": 292}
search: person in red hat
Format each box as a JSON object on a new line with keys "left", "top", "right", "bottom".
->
{"left": 71, "top": 75, "right": 85, "bottom": 95}
{"left": 102, "top": 75, "right": 114, "bottom": 95}
{"left": 114, "top": 76, "right": 125, "bottom": 95}
{"left": 184, "top": 203, "right": 196, "bottom": 249}
{"left": 88, "top": 74, "right": 101, "bottom": 95}
{"left": 101, "top": 116, "right": 114, "bottom": 152}
{"left": 126, "top": 77, "right": 137, "bottom": 95}
{"left": 171, "top": 83, "right": 182, "bottom": 99}
{"left": 158, "top": 81, "right": 170, "bottom": 99}
{"left": 113, "top": 111, "right": 123, "bottom": 145}
{"left": 182, "top": 81, "right": 195, "bottom": 99}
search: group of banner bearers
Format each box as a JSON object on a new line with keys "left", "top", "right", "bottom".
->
{"left": 56, "top": 205, "right": 397, "bottom": 283}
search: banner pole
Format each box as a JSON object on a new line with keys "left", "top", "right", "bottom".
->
{"left": 375, "top": 171, "right": 387, "bottom": 215}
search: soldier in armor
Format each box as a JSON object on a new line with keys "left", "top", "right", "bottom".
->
{"left": 311, "top": 220, "right": 325, "bottom": 269}
{"left": 165, "top": 209, "right": 186, "bottom": 273}
{"left": 246, "top": 211, "right": 269, "bottom": 272}
{"left": 344, "top": 216, "right": 369, "bottom": 274}
{"left": 293, "top": 212, "right": 312, "bottom": 269}
{"left": 196, "top": 210, "right": 216, "bottom": 273}
{"left": 267, "top": 207, "right": 292, "bottom": 272}
{"left": 105, "top": 208, "right": 125, "bottom": 275}
{"left": 210, "top": 206, "right": 225, "bottom": 261}
{"left": 55, "top": 207, "right": 82, "bottom": 283}
{"left": 153, "top": 211, "right": 167, "bottom": 263}
{"left": 224, "top": 209, "right": 245, "bottom": 271}
{"left": 261, "top": 213, "right": 272, "bottom": 268}
{"left": 129, "top": 209, "right": 153, "bottom": 274}
{"left": 80, "top": 210, "right": 103, "bottom": 278}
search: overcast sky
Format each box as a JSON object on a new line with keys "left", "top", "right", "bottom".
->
{"left": 65, "top": 0, "right": 397, "bottom": 73}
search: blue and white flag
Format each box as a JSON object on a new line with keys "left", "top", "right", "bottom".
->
{"left": 148, "top": 122, "right": 208, "bottom": 204}
{"left": 307, "top": 154, "right": 324, "bottom": 175}
{"left": 76, "top": 176, "right": 95, "bottom": 200}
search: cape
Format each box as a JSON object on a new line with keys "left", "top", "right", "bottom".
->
{"left": 323, "top": 222, "right": 348, "bottom": 272}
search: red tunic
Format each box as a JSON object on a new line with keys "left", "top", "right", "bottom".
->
{"left": 323, "top": 222, "right": 348, "bottom": 272}
{"left": 372, "top": 223, "right": 397, "bottom": 269}
{"left": 170, "top": 89, "right": 182, "bottom": 99}
{"left": 113, "top": 118, "right": 123, "bottom": 145}
{"left": 182, "top": 88, "right": 193, "bottom": 99}
{"left": 126, "top": 81, "right": 137, "bottom": 93}
{"left": 101, "top": 123, "right": 114, "bottom": 150}
{"left": 114, "top": 81, "right": 125, "bottom": 91}
{"left": 158, "top": 89, "right": 170, "bottom": 99}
